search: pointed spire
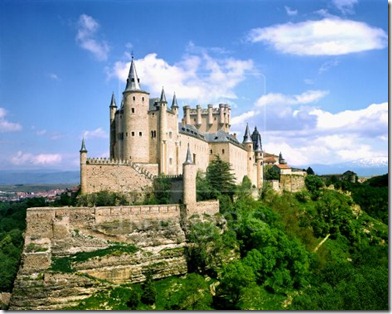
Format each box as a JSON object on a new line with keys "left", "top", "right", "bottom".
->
{"left": 109, "top": 92, "right": 117, "bottom": 107}
{"left": 80, "top": 138, "right": 88, "bottom": 153}
{"left": 184, "top": 143, "right": 193, "bottom": 164}
{"left": 243, "top": 123, "right": 252, "bottom": 144}
{"left": 160, "top": 86, "right": 167, "bottom": 103}
{"left": 125, "top": 56, "right": 141, "bottom": 91}
{"left": 279, "top": 152, "right": 287, "bottom": 164}
{"left": 251, "top": 126, "right": 262, "bottom": 152}
{"left": 171, "top": 92, "right": 178, "bottom": 108}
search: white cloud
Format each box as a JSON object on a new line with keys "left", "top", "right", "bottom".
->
{"left": 231, "top": 88, "right": 387, "bottom": 166}
{"left": 318, "top": 59, "right": 339, "bottom": 74}
{"left": 247, "top": 18, "right": 387, "bottom": 56}
{"left": 76, "top": 14, "right": 109, "bottom": 61}
{"left": 82, "top": 127, "right": 108, "bottom": 139}
{"left": 285, "top": 6, "right": 298, "bottom": 16}
{"left": 332, "top": 0, "right": 358, "bottom": 14}
{"left": 255, "top": 90, "right": 328, "bottom": 107}
{"left": 108, "top": 49, "right": 254, "bottom": 103}
{"left": 11, "top": 151, "right": 62, "bottom": 166}
{"left": 0, "top": 107, "right": 22, "bottom": 132}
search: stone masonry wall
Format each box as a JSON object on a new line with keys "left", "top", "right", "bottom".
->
{"left": 280, "top": 174, "right": 306, "bottom": 193}
{"left": 83, "top": 162, "right": 155, "bottom": 194}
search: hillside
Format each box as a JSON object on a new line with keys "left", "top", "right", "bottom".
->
{"left": 0, "top": 173, "right": 388, "bottom": 310}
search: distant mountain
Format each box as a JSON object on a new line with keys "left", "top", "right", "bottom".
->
{"left": 0, "top": 169, "right": 80, "bottom": 185}
{"left": 294, "top": 157, "right": 388, "bottom": 177}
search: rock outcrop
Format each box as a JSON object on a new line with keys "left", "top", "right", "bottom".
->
{"left": 9, "top": 202, "right": 219, "bottom": 310}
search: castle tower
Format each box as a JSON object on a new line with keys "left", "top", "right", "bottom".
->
{"left": 251, "top": 127, "right": 263, "bottom": 189}
{"left": 109, "top": 93, "right": 117, "bottom": 159}
{"left": 121, "top": 57, "right": 150, "bottom": 162}
{"left": 159, "top": 87, "right": 168, "bottom": 174}
{"left": 183, "top": 144, "right": 196, "bottom": 205}
{"left": 79, "top": 138, "right": 88, "bottom": 194}
{"left": 171, "top": 92, "right": 179, "bottom": 114}
{"left": 243, "top": 123, "right": 254, "bottom": 181}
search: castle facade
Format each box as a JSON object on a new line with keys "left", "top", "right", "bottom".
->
{"left": 80, "top": 57, "right": 303, "bottom": 196}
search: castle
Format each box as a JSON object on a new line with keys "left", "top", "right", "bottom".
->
{"left": 80, "top": 57, "right": 305, "bottom": 197}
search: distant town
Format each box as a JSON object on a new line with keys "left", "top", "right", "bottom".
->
{"left": 0, "top": 185, "right": 79, "bottom": 202}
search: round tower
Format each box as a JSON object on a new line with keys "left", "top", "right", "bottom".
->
{"left": 159, "top": 87, "right": 168, "bottom": 174}
{"left": 243, "top": 123, "right": 254, "bottom": 182}
{"left": 183, "top": 144, "right": 196, "bottom": 205}
{"left": 79, "top": 138, "right": 88, "bottom": 194}
{"left": 122, "top": 57, "right": 150, "bottom": 162}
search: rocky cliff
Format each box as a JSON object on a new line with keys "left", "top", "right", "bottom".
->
{"left": 9, "top": 202, "right": 219, "bottom": 310}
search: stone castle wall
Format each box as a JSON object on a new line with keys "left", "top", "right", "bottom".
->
{"left": 280, "top": 173, "right": 306, "bottom": 193}
{"left": 82, "top": 160, "right": 157, "bottom": 195}
{"left": 10, "top": 200, "right": 219, "bottom": 310}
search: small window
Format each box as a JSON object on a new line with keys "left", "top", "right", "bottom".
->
{"left": 169, "top": 131, "right": 172, "bottom": 139}
{"left": 210, "top": 149, "right": 213, "bottom": 154}
{"left": 132, "top": 132, "right": 135, "bottom": 136}
{"left": 126, "top": 132, "right": 128, "bottom": 137}
{"left": 139, "top": 132, "right": 142, "bottom": 136}
{"left": 131, "top": 108, "right": 135, "bottom": 113}
{"left": 222, "top": 149, "right": 225, "bottom": 154}
{"left": 249, "top": 157, "right": 252, "bottom": 160}
{"left": 193, "top": 153, "right": 196, "bottom": 163}
{"left": 133, "top": 96, "right": 135, "bottom": 101}
{"left": 142, "top": 97, "right": 144, "bottom": 102}
{"left": 169, "top": 158, "right": 172, "bottom": 165}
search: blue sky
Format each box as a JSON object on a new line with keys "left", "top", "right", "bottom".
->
{"left": 0, "top": 0, "right": 388, "bottom": 171}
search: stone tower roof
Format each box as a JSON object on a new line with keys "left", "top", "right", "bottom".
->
{"left": 160, "top": 87, "right": 167, "bottom": 103}
{"left": 242, "top": 123, "right": 253, "bottom": 144}
{"left": 80, "top": 138, "right": 87, "bottom": 153}
{"left": 184, "top": 143, "right": 193, "bottom": 164}
{"left": 109, "top": 92, "right": 117, "bottom": 107}
{"left": 171, "top": 92, "right": 178, "bottom": 108}
{"left": 125, "top": 57, "right": 141, "bottom": 91}
{"left": 251, "top": 127, "right": 262, "bottom": 152}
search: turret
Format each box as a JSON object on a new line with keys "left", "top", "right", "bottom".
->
{"left": 207, "top": 104, "right": 213, "bottom": 126}
{"left": 196, "top": 105, "right": 202, "bottom": 127}
{"left": 243, "top": 123, "right": 254, "bottom": 183}
{"left": 183, "top": 144, "right": 196, "bottom": 205}
{"left": 171, "top": 92, "right": 179, "bottom": 114}
{"left": 159, "top": 87, "right": 168, "bottom": 174}
{"left": 183, "top": 106, "right": 191, "bottom": 125}
{"left": 279, "top": 152, "right": 287, "bottom": 164}
{"left": 121, "top": 56, "right": 150, "bottom": 162}
{"left": 109, "top": 93, "right": 117, "bottom": 159}
{"left": 79, "top": 138, "right": 88, "bottom": 194}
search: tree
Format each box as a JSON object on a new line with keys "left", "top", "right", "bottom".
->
{"left": 305, "top": 175, "right": 324, "bottom": 198}
{"left": 264, "top": 165, "right": 280, "bottom": 180}
{"left": 141, "top": 270, "right": 156, "bottom": 305}
{"left": 205, "top": 155, "right": 236, "bottom": 199}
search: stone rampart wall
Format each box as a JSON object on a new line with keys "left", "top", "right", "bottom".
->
{"left": 83, "top": 163, "right": 154, "bottom": 194}
{"left": 280, "top": 174, "right": 306, "bottom": 193}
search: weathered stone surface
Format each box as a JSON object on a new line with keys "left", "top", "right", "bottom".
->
{"left": 9, "top": 202, "right": 220, "bottom": 310}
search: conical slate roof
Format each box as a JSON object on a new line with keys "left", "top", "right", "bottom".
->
{"left": 184, "top": 143, "right": 193, "bottom": 164}
{"left": 160, "top": 87, "right": 167, "bottom": 103}
{"left": 171, "top": 92, "right": 178, "bottom": 108}
{"left": 109, "top": 92, "right": 117, "bottom": 107}
{"left": 242, "top": 123, "right": 253, "bottom": 144}
{"left": 80, "top": 138, "right": 87, "bottom": 153}
{"left": 125, "top": 57, "right": 141, "bottom": 91}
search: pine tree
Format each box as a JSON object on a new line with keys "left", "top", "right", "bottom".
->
{"left": 206, "top": 155, "right": 236, "bottom": 199}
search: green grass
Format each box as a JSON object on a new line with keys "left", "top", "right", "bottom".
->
{"left": 50, "top": 244, "right": 138, "bottom": 273}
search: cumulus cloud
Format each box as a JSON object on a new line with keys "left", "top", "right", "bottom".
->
{"left": 82, "top": 127, "right": 108, "bottom": 139}
{"left": 0, "top": 107, "right": 22, "bottom": 132}
{"left": 231, "top": 87, "right": 387, "bottom": 166}
{"left": 256, "top": 90, "right": 328, "bottom": 107}
{"left": 332, "top": 0, "right": 358, "bottom": 14}
{"left": 11, "top": 151, "right": 62, "bottom": 166}
{"left": 247, "top": 18, "right": 387, "bottom": 56}
{"left": 108, "top": 49, "right": 254, "bottom": 103}
{"left": 76, "top": 14, "right": 109, "bottom": 61}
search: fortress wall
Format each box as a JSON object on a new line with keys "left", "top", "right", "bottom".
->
{"left": 83, "top": 163, "right": 153, "bottom": 194}
{"left": 187, "top": 200, "right": 220, "bottom": 217}
{"left": 280, "top": 174, "right": 306, "bottom": 193}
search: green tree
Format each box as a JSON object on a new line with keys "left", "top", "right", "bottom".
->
{"left": 141, "top": 270, "right": 156, "bottom": 305}
{"left": 206, "top": 155, "right": 236, "bottom": 199}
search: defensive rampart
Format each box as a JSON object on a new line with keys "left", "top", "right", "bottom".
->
{"left": 10, "top": 200, "right": 219, "bottom": 310}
